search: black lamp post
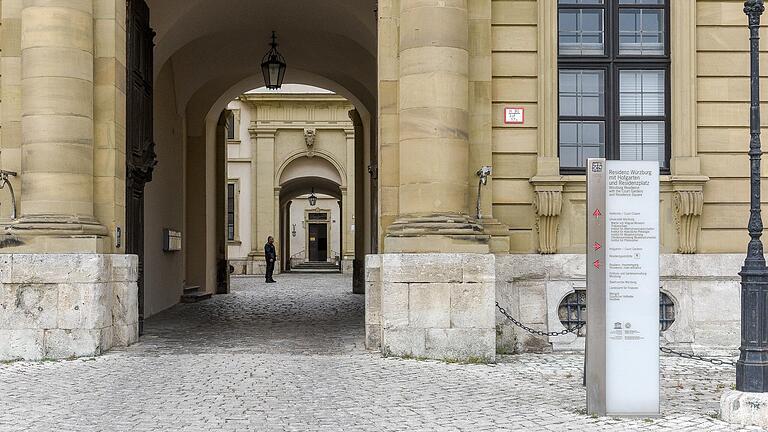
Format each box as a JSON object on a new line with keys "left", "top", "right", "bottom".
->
{"left": 308, "top": 189, "right": 317, "bottom": 207}
{"left": 738, "top": 0, "right": 768, "bottom": 393}
{"left": 261, "top": 31, "right": 286, "bottom": 90}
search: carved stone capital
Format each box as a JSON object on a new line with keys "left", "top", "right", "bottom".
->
{"left": 672, "top": 176, "right": 709, "bottom": 254}
{"left": 531, "top": 177, "right": 564, "bottom": 254}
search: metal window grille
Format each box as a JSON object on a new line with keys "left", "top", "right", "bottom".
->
{"left": 558, "top": 290, "right": 587, "bottom": 337}
{"left": 558, "top": 289, "right": 676, "bottom": 337}
{"left": 659, "top": 292, "right": 675, "bottom": 332}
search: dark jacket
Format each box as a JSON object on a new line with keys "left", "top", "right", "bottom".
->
{"left": 265, "top": 243, "right": 276, "bottom": 261}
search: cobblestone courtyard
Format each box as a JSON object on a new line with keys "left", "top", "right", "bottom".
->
{"left": 0, "top": 274, "right": 762, "bottom": 431}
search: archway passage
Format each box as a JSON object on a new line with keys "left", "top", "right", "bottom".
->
{"left": 136, "top": 0, "right": 378, "bottom": 320}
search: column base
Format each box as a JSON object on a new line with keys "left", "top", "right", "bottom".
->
{"left": 2, "top": 215, "right": 110, "bottom": 253}
{"left": 721, "top": 390, "right": 768, "bottom": 428}
{"left": 0, "top": 253, "right": 139, "bottom": 361}
{"left": 365, "top": 253, "right": 496, "bottom": 362}
{"left": 385, "top": 214, "right": 490, "bottom": 253}
{"left": 479, "top": 217, "right": 511, "bottom": 254}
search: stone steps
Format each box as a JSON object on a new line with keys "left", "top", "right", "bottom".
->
{"left": 290, "top": 262, "right": 341, "bottom": 274}
{"left": 180, "top": 286, "right": 212, "bottom": 303}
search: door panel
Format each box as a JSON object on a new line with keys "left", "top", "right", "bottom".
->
{"left": 317, "top": 224, "right": 328, "bottom": 262}
{"left": 126, "top": 0, "right": 156, "bottom": 335}
{"left": 309, "top": 224, "right": 320, "bottom": 262}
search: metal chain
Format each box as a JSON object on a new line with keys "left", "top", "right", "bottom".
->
{"left": 496, "top": 302, "right": 584, "bottom": 337}
{"left": 496, "top": 302, "right": 737, "bottom": 367}
{"left": 659, "top": 347, "right": 737, "bottom": 367}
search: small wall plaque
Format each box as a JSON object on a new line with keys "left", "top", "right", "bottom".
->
{"left": 163, "top": 229, "right": 182, "bottom": 252}
{"left": 504, "top": 107, "right": 525, "bottom": 124}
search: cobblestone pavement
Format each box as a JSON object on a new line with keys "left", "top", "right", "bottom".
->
{"left": 0, "top": 274, "right": 763, "bottom": 431}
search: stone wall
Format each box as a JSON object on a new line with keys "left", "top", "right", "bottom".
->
{"left": 366, "top": 254, "right": 496, "bottom": 362}
{"left": 0, "top": 254, "right": 139, "bottom": 361}
{"left": 495, "top": 254, "right": 742, "bottom": 357}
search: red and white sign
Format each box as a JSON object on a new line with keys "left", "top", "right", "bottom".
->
{"left": 504, "top": 107, "right": 525, "bottom": 124}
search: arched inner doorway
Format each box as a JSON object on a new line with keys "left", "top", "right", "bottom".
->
{"left": 133, "top": 0, "right": 378, "bottom": 322}
{"left": 279, "top": 171, "right": 345, "bottom": 272}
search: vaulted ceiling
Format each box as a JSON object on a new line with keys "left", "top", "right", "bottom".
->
{"left": 147, "top": 0, "right": 378, "bottom": 126}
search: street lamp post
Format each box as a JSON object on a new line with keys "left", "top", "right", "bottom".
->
{"left": 738, "top": 0, "right": 768, "bottom": 393}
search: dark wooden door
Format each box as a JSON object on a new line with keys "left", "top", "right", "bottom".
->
{"left": 126, "top": 0, "right": 156, "bottom": 335}
{"left": 308, "top": 224, "right": 328, "bottom": 262}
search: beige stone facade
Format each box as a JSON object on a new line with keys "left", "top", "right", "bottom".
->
{"left": 225, "top": 89, "right": 356, "bottom": 275}
{"left": 0, "top": 0, "right": 762, "bottom": 361}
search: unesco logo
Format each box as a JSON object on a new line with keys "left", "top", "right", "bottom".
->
{"left": 591, "top": 161, "right": 603, "bottom": 173}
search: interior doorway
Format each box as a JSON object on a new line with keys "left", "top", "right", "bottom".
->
{"left": 308, "top": 223, "right": 329, "bottom": 262}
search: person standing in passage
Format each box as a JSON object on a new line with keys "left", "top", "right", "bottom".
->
{"left": 264, "top": 236, "right": 277, "bottom": 283}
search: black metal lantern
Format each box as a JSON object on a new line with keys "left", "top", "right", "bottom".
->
{"left": 308, "top": 189, "right": 317, "bottom": 207}
{"left": 261, "top": 31, "right": 286, "bottom": 90}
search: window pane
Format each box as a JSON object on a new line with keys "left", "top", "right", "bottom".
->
{"left": 560, "top": 121, "right": 605, "bottom": 168}
{"left": 227, "top": 112, "right": 235, "bottom": 140}
{"left": 560, "top": 0, "right": 604, "bottom": 4}
{"left": 620, "top": 121, "right": 666, "bottom": 167}
{"left": 619, "top": 9, "right": 664, "bottom": 55}
{"left": 559, "top": 9, "right": 605, "bottom": 55}
{"left": 560, "top": 70, "right": 605, "bottom": 116}
{"left": 619, "top": 0, "right": 663, "bottom": 4}
{"left": 620, "top": 70, "right": 665, "bottom": 116}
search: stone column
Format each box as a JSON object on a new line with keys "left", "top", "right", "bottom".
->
{"left": 368, "top": 0, "right": 495, "bottom": 363}
{"left": 12, "top": 0, "right": 107, "bottom": 250}
{"left": 386, "top": 0, "right": 488, "bottom": 253}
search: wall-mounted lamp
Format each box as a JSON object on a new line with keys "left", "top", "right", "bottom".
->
{"left": 308, "top": 188, "right": 317, "bottom": 207}
{"left": 475, "top": 166, "right": 492, "bottom": 219}
{"left": 0, "top": 170, "right": 18, "bottom": 220}
{"left": 291, "top": 224, "right": 297, "bottom": 237}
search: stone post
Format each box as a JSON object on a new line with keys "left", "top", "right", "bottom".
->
{"left": 367, "top": 0, "right": 495, "bottom": 362}
{"left": 11, "top": 0, "right": 108, "bottom": 250}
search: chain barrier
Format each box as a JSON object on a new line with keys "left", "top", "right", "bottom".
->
{"left": 659, "top": 346, "right": 737, "bottom": 367}
{"left": 495, "top": 302, "right": 737, "bottom": 367}
{"left": 496, "top": 302, "right": 584, "bottom": 337}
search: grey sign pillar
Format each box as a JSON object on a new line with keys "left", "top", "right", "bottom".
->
{"left": 586, "top": 158, "right": 607, "bottom": 416}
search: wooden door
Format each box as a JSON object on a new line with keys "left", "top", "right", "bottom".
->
{"left": 126, "top": 0, "right": 156, "bottom": 335}
{"left": 308, "top": 224, "right": 328, "bottom": 262}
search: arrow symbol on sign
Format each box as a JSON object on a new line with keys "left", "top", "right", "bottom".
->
{"left": 593, "top": 259, "right": 601, "bottom": 269}
{"left": 593, "top": 242, "right": 602, "bottom": 251}
{"left": 593, "top": 209, "right": 602, "bottom": 218}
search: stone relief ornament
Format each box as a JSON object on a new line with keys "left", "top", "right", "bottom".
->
{"left": 304, "top": 128, "right": 317, "bottom": 157}
{"left": 673, "top": 189, "right": 704, "bottom": 254}
{"left": 533, "top": 189, "right": 562, "bottom": 254}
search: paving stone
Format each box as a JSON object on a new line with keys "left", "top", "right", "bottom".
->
{"left": 0, "top": 274, "right": 762, "bottom": 431}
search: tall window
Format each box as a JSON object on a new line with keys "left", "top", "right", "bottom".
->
{"left": 558, "top": 0, "right": 670, "bottom": 173}
{"left": 227, "top": 182, "right": 236, "bottom": 241}
{"left": 226, "top": 111, "right": 235, "bottom": 140}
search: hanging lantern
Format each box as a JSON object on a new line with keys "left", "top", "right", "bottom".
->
{"left": 308, "top": 188, "right": 317, "bottom": 207}
{"left": 261, "top": 31, "right": 287, "bottom": 90}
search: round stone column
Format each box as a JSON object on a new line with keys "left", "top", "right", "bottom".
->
{"left": 15, "top": 0, "right": 106, "bottom": 243}
{"left": 398, "top": 0, "right": 469, "bottom": 216}
{"left": 387, "top": 0, "right": 486, "bottom": 252}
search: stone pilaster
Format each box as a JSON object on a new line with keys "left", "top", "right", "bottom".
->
{"left": 9, "top": 0, "right": 108, "bottom": 251}
{"left": 248, "top": 128, "right": 276, "bottom": 261}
